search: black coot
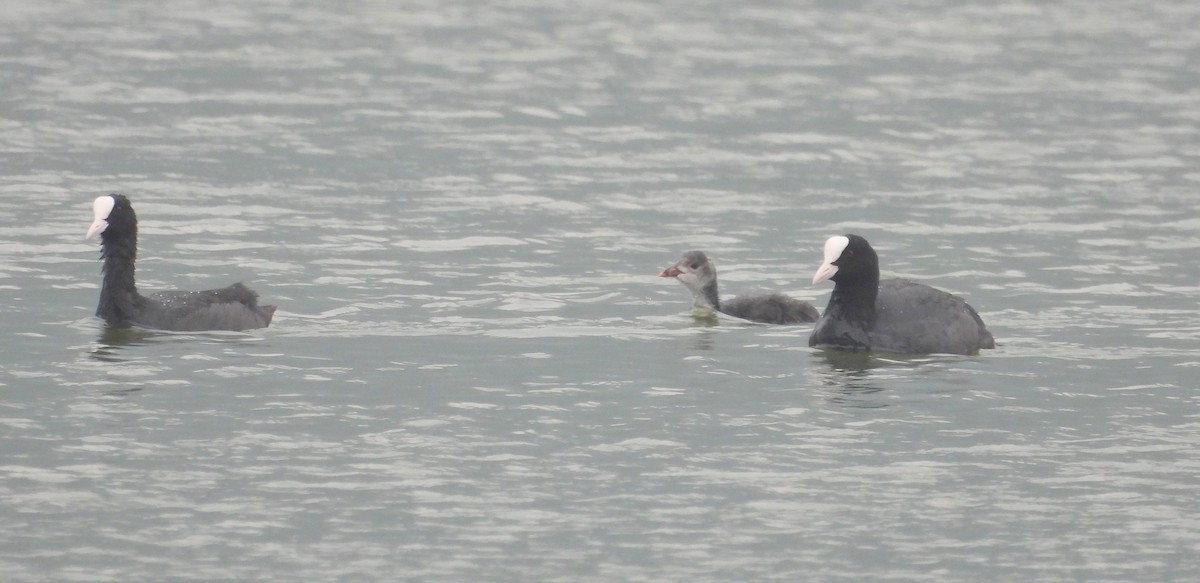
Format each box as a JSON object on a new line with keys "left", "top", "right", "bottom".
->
{"left": 809, "top": 235, "right": 993, "bottom": 354}
{"left": 660, "top": 250, "right": 819, "bottom": 324}
{"left": 86, "top": 194, "right": 276, "bottom": 331}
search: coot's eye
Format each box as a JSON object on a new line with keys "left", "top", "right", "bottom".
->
{"left": 690, "top": 263, "right": 700, "bottom": 269}
{"left": 845, "top": 250, "right": 854, "bottom": 257}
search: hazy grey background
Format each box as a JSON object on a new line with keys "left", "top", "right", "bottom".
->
{"left": 2, "top": 1, "right": 1198, "bottom": 581}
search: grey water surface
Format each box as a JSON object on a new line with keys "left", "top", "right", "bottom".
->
{"left": 2, "top": 0, "right": 1199, "bottom": 581}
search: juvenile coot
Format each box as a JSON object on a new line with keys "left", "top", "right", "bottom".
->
{"left": 809, "top": 235, "right": 993, "bottom": 354}
{"left": 86, "top": 194, "right": 276, "bottom": 331}
{"left": 660, "top": 250, "right": 819, "bottom": 324}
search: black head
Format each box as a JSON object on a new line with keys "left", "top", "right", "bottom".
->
{"left": 86, "top": 193, "right": 137, "bottom": 241}
{"left": 812, "top": 234, "right": 879, "bottom": 287}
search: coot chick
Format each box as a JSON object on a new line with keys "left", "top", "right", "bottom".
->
{"left": 86, "top": 194, "right": 276, "bottom": 331}
{"left": 660, "top": 250, "right": 819, "bottom": 324}
{"left": 810, "top": 235, "right": 993, "bottom": 355}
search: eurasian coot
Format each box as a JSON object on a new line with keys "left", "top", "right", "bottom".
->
{"left": 660, "top": 250, "right": 819, "bottom": 324}
{"left": 809, "top": 235, "right": 993, "bottom": 354}
{"left": 86, "top": 194, "right": 276, "bottom": 331}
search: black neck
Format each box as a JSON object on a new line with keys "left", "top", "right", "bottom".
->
{"left": 827, "top": 272, "right": 879, "bottom": 326}
{"left": 97, "top": 231, "right": 143, "bottom": 323}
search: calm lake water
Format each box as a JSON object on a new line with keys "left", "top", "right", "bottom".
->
{"left": 3, "top": 0, "right": 1199, "bottom": 581}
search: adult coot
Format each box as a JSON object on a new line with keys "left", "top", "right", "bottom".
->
{"left": 86, "top": 194, "right": 276, "bottom": 331}
{"left": 660, "top": 250, "right": 819, "bottom": 324}
{"left": 809, "top": 235, "right": 993, "bottom": 354}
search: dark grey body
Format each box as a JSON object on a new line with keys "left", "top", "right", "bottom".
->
{"left": 722, "top": 293, "right": 820, "bottom": 325}
{"left": 102, "top": 283, "right": 276, "bottom": 332}
{"left": 810, "top": 278, "right": 993, "bottom": 355}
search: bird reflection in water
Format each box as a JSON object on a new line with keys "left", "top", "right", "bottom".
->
{"left": 90, "top": 326, "right": 162, "bottom": 362}
{"left": 88, "top": 326, "right": 252, "bottom": 361}
{"left": 812, "top": 349, "right": 956, "bottom": 408}
{"left": 812, "top": 349, "right": 889, "bottom": 408}
{"left": 687, "top": 327, "right": 717, "bottom": 351}
{"left": 79, "top": 326, "right": 163, "bottom": 395}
